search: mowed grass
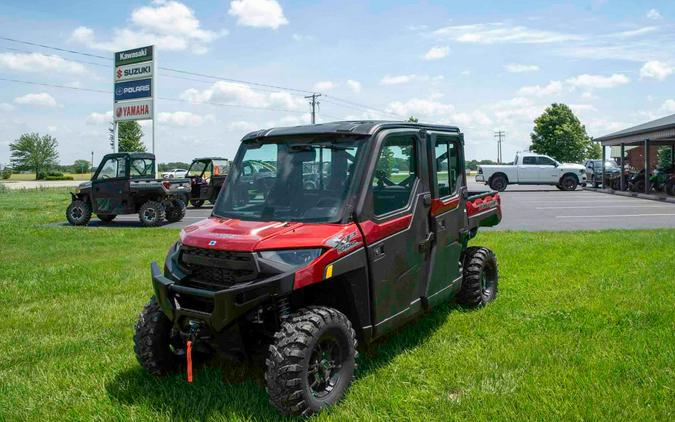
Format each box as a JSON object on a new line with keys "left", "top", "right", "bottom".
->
{"left": 0, "top": 188, "right": 673, "bottom": 421}
{"left": 6, "top": 172, "right": 91, "bottom": 181}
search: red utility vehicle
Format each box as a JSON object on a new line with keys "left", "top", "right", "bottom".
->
{"left": 134, "top": 121, "right": 501, "bottom": 417}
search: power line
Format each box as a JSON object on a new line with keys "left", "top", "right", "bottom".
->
{"left": 494, "top": 130, "right": 505, "bottom": 164}
{"left": 305, "top": 93, "right": 321, "bottom": 124}
{"left": 0, "top": 36, "right": 110, "bottom": 60}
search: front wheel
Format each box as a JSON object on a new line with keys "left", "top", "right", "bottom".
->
{"left": 560, "top": 175, "right": 578, "bottom": 191}
{"left": 66, "top": 199, "right": 92, "bottom": 226}
{"left": 190, "top": 199, "right": 204, "bottom": 208}
{"left": 138, "top": 200, "right": 166, "bottom": 227}
{"left": 458, "top": 247, "right": 499, "bottom": 308}
{"left": 165, "top": 199, "right": 186, "bottom": 223}
{"left": 134, "top": 297, "right": 181, "bottom": 376}
{"left": 265, "top": 306, "right": 357, "bottom": 417}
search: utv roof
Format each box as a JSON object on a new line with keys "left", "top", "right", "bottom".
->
{"left": 241, "top": 120, "right": 461, "bottom": 141}
{"left": 192, "top": 157, "right": 229, "bottom": 161}
{"left": 103, "top": 152, "right": 155, "bottom": 159}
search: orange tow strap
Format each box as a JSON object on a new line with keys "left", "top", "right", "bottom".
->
{"left": 186, "top": 340, "right": 193, "bottom": 383}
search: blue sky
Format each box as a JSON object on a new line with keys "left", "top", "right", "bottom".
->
{"left": 1, "top": 0, "right": 675, "bottom": 165}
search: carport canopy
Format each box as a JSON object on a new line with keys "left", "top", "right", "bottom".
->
{"left": 595, "top": 113, "right": 675, "bottom": 192}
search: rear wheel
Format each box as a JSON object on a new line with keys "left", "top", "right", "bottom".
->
{"left": 165, "top": 199, "right": 186, "bottom": 223}
{"left": 138, "top": 200, "right": 166, "bottom": 227}
{"left": 458, "top": 247, "right": 498, "bottom": 308}
{"left": 265, "top": 306, "right": 357, "bottom": 417}
{"left": 134, "top": 297, "right": 181, "bottom": 376}
{"left": 489, "top": 175, "right": 507, "bottom": 192}
{"left": 190, "top": 199, "right": 204, "bottom": 208}
{"left": 66, "top": 199, "right": 92, "bottom": 226}
{"left": 666, "top": 179, "right": 675, "bottom": 196}
{"left": 97, "top": 214, "right": 116, "bottom": 223}
{"left": 560, "top": 175, "right": 578, "bottom": 191}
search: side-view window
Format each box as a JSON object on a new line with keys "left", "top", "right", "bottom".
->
{"left": 538, "top": 156, "right": 556, "bottom": 166}
{"left": 522, "top": 156, "right": 537, "bottom": 165}
{"left": 96, "top": 157, "right": 126, "bottom": 180}
{"left": 435, "top": 136, "right": 461, "bottom": 197}
{"left": 130, "top": 158, "right": 154, "bottom": 178}
{"left": 371, "top": 135, "right": 417, "bottom": 216}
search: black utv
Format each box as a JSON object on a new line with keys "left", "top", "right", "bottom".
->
{"left": 66, "top": 152, "right": 190, "bottom": 227}
{"left": 134, "top": 121, "right": 502, "bottom": 416}
{"left": 185, "top": 157, "right": 230, "bottom": 208}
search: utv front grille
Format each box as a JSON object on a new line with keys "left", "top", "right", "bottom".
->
{"left": 179, "top": 245, "right": 258, "bottom": 290}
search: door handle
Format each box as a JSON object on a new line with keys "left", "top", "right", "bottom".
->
{"left": 374, "top": 244, "right": 384, "bottom": 256}
{"left": 422, "top": 193, "right": 432, "bottom": 206}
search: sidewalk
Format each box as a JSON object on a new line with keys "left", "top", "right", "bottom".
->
{"left": 1, "top": 180, "right": 81, "bottom": 190}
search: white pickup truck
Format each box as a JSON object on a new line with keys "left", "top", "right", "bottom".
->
{"left": 475, "top": 152, "right": 587, "bottom": 191}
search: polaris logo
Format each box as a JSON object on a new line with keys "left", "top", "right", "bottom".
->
{"left": 114, "top": 78, "right": 152, "bottom": 101}
{"left": 208, "top": 240, "right": 217, "bottom": 246}
{"left": 118, "top": 85, "right": 150, "bottom": 95}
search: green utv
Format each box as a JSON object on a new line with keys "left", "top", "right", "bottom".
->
{"left": 66, "top": 152, "right": 190, "bottom": 227}
{"left": 134, "top": 121, "right": 502, "bottom": 417}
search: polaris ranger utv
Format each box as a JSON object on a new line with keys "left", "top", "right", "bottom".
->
{"left": 66, "top": 152, "right": 190, "bottom": 227}
{"left": 134, "top": 121, "right": 501, "bottom": 416}
{"left": 184, "top": 157, "right": 230, "bottom": 208}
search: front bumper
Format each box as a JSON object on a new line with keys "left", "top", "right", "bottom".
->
{"left": 151, "top": 257, "right": 294, "bottom": 332}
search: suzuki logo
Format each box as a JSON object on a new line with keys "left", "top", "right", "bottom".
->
{"left": 208, "top": 240, "right": 217, "bottom": 246}
{"left": 116, "top": 68, "right": 122, "bottom": 79}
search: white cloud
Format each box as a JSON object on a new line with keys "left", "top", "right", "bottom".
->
{"left": 180, "top": 81, "right": 305, "bottom": 110}
{"left": 581, "top": 91, "right": 597, "bottom": 100}
{"left": 434, "top": 22, "right": 583, "bottom": 44}
{"left": 568, "top": 104, "right": 597, "bottom": 114}
{"left": 646, "top": 9, "right": 662, "bottom": 20}
{"left": 385, "top": 98, "right": 455, "bottom": 120}
{"left": 313, "top": 81, "right": 335, "bottom": 91}
{"left": 492, "top": 96, "right": 542, "bottom": 123}
{"left": 14, "top": 92, "right": 59, "bottom": 108}
{"left": 228, "top": 0, "right": 288, "bottom": 29}
{"left": 518, "top": 80, "right": 564, "bottom": 97}
{"left": 346, "top": 79, "right": 361, "bottom": 93}
{"left": 86, "top": 111, "right": 113, "bottom": 125}
{"left": 452, "top": 111, "right": 492, "bottom": 127}
{"left": 639, "top": 60, "right": 673, "bottom": 81}
{"left": 228, "top": 120, "right": 259, "bottom": 132}
{"left": 566, "top": 73, "right": 630, "bottom": 89}
{"left": 291, "top": 33, "right": 313, "bottom": 42}
{"left": 0, "top": 103, "right": 15, "bottom": 112}
{"left": 158, "top": 111, "right": 211, "bottom": 126}
{"left": 660, "top": 99, "right": 675, "bottom": 113}
{"left": 423, "top": 46, "right": 449, "bottom": 60}
{"left": 0, "top": 52, "right": 87, "bottom": 75}
{"left": 504, "top": 63, "right": 540, "bottom": 73}
{"left": 70, "top": 1, "right": 220, "bottom": 53}
{"left": 380, "top": 74, "right": 417, "bottom": 85}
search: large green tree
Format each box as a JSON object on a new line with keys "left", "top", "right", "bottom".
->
{"left": 530, "top": 103, "right": 593, "bottom": 163}
{"left": 109, "top": 121, "right": 146, "bottom": 152}
{"left": 73, "top": 159, "right": 91, "bottom": 174}
{"left": 9, "top": 133, "right": 59, "bottom": 180}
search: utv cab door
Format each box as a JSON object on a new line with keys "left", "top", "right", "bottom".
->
{"left": 91, "top": 155, "right": 130, "bottom": 214}
{"left": 358, "top": 130, "right": 432, "bottom": 338}
{"left": 424, "top": 132, "right": 466, "bottom": 306}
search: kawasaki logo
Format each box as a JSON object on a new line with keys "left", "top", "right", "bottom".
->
{"left": 119, "top": 48, "right": 148, "bottom": 61}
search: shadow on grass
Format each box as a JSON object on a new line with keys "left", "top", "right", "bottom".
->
{"left": 105, "top": 303, "right": 460, "bottom": 420}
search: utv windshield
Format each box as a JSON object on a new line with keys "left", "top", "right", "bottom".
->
{"left": 213, "top": 136, "right": 365, "bottom": 223}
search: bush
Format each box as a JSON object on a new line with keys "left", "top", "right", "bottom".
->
{"left": 1, "top": 168, "right": 12, "bottom": 179}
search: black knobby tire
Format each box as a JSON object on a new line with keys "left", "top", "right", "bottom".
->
{"left": 489, "top": 175, "right": 507, "bottom": 192}
{"left": 265, "top": 306, "right": 358, "bottom": 417}
{"left": 134, "top": 297, "right": 181, "bottom": 376}
{"left": 555, "top": 184, "right": 564, "bottom": 191}
{"left": 138, "top": 200, "right": 166, "bottom": 227}
{"left": 458, "top": 246, "right": 499, "bottom": 308}
{"left": 190, "top": 199, "right": 204, "bottom": 208}
{"left": 165, "top": 199, "right": 186, "bottom": 223}
{"left": 97, "top": 214, "right": 116, "bottom": 223}
{"left": 66, "top": 199, "right": 92, "bottom": 226}
{"left": 560, "top": 175, "right": 578, "bottom": 191}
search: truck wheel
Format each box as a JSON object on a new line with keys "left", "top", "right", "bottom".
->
{"left": 138, "top": 201, "right": 166, "bottom": 227}
{"left": 66, "top": 200, "right": 92, "bottom": 226}
{"left": 458, "top": 247, "right": 498, "bottom": 308}
{"left": 560, "top": 175, "right": 578, "bottom": 191}
{"left": 97, "top": 214, "right": 116, "bottom": 223}
{"left": 555, "top": 184, "right": 564, "bottom": 190}
{"left": 190, "top": 199, "right": 204, "bottom": 208}
{"left": 166, "top": 199, "right": 186, "bottom": 223}
{"left": 265, "top": 306, "right": 358, "bottom": 417}
{"left": 489, "top": 175, "right": 507, "bottom": 192}
{"left": 134, "top": 297, "right": 181, "bottom": 376}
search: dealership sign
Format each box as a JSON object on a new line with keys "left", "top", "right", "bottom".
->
{"left": 115, "top": 62, "right": 153, "bottom": 82}
{"left": 114, "top": 99, "right": 152, "bottom": 121}
{"left": 114, "top": 78, "right": 152, "bottom": 101}
{"left": 115, "top": 46, "right": 153, "bottom": 66}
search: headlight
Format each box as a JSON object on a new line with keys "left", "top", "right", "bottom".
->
{"left": 579, "top": 169, "right": 586, "bottom": 174}
{"left": 259, "top": 248, "right": 323, "bottom": 269}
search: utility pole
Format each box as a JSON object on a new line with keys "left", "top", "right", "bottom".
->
{"left": 305, "top": 93, "right": 321, "bottom": 124}
{"left": 494, "top": 130, "right": 505, "bottom": 164}
{"left": 91, "top": 151, "right": 94, "bottom": 175}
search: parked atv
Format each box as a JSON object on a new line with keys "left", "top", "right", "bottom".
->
{"left": 66, "top": 152, "right": 190, "bottom": 227}
{"left": 134, "top": 121, "right": 502, "bottom": 417}
{"left": 185, "top": 157, "right": 230, "bottom": 208}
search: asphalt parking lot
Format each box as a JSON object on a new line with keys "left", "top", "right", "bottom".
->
{"left": 63, "top": 182, "right": 675, "bottom": 231}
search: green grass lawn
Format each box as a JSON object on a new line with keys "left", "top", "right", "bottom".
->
{"left": 0, "top": 189, "right": 673, "bottom": 421}
{"left": 6, "top": 172, "right": 91, "bottom": 181}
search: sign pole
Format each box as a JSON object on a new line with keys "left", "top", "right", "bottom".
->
{"left": 152, "top": 46, "right": 157, "bottom": 176}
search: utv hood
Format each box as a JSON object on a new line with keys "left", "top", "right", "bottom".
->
{"left": 180, "top": 216, "right": 357, "bottom": 252}
{"left": 78, "top": 181, "right": 92, "bottom": 190}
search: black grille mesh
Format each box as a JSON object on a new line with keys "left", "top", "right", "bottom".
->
{"left": 179, "top": 245, "right": 258, "bottom": 290}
